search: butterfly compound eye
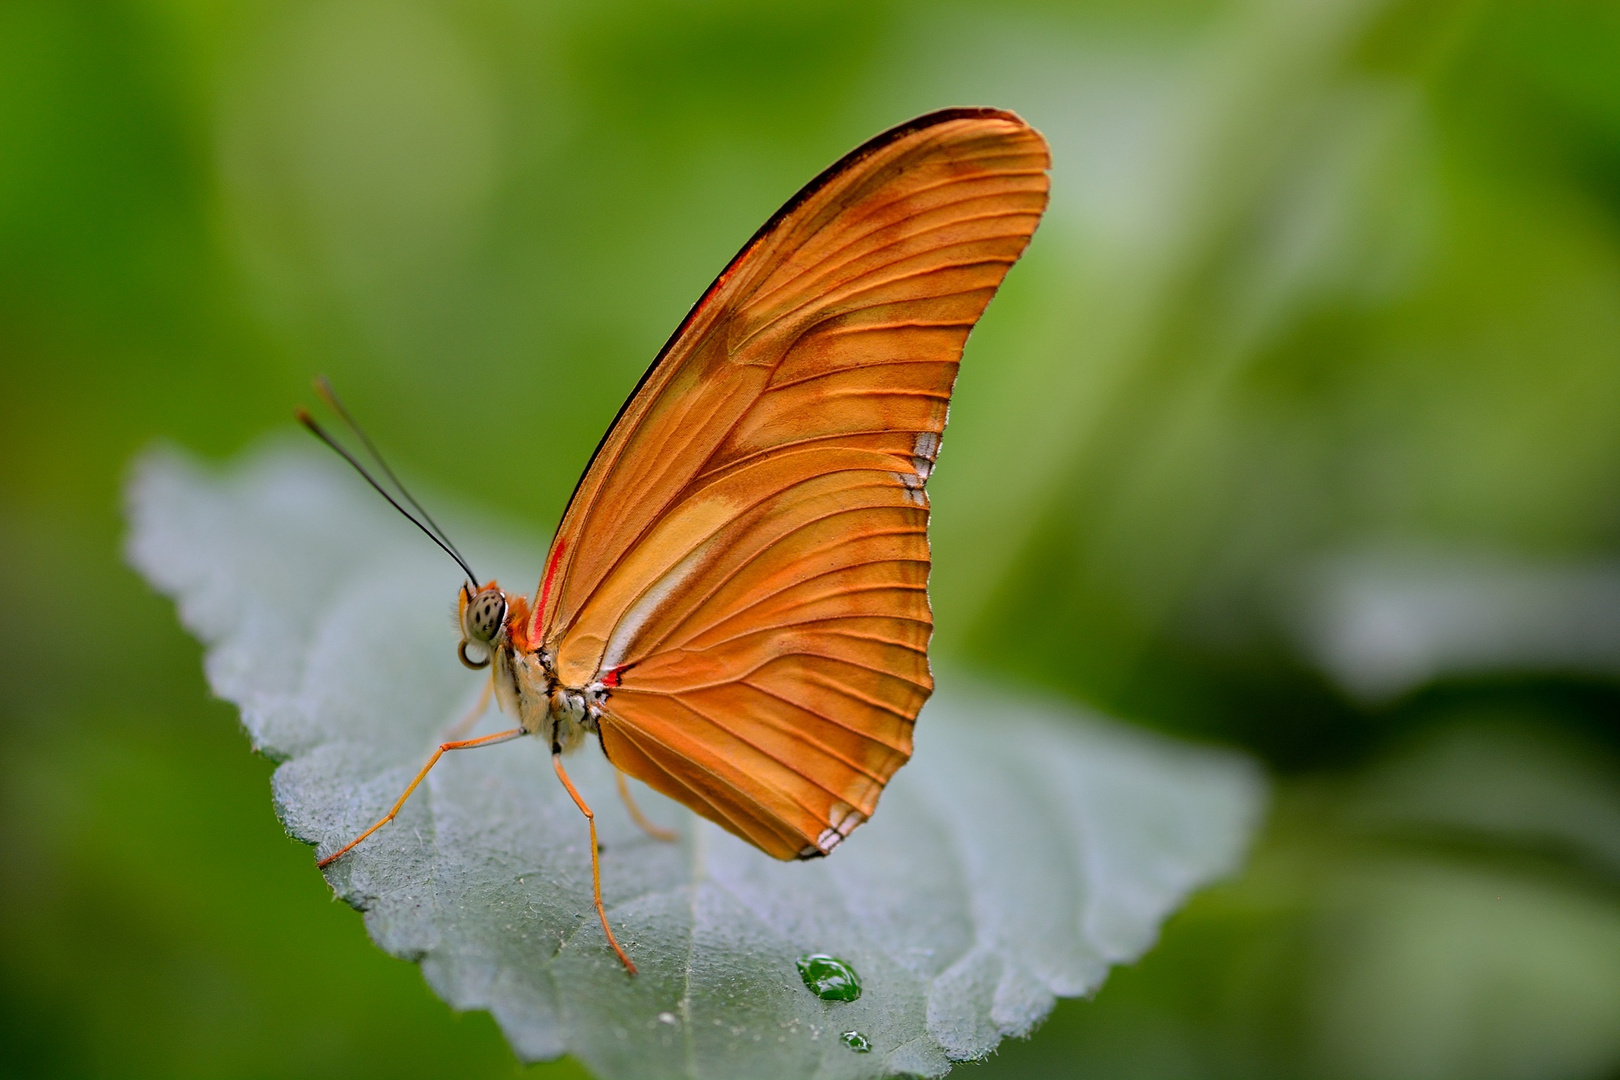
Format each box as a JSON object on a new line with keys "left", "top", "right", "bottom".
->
{"left": 463, "top": 588, "right": 508, "bottom": 645}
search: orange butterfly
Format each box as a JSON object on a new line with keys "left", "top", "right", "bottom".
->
{"left": 301, "top": 108, "right": 1050, "bottom": 975}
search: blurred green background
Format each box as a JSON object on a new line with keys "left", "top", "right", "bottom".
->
{"left": 5, "top": 0, "right": 1620, "bottom": 1076}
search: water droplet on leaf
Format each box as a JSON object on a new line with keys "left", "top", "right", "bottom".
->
{"left": 841, "top": 1030, "right": 872, "bottom": 1053}
{"left": 796, "top": 953, "right": 862, "bottom": 1002}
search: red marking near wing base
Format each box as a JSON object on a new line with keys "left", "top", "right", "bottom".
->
{"left": 533, "top": 536, "right": 567, "bottom": 639}
{"left": 601, "top": 666, "right": 622, "bottom": 688}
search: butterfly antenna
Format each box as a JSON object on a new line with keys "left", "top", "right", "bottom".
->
{"left": 296, "top": 406, "right": 481, "bottom": 590}
{"left": 313, "top": 376, "right": 475, "bottom": 574}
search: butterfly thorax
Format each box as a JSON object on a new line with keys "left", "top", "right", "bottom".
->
{"left": 458, "top": 582, "right": 599, "bottom": 754}
{"left": 492, "top": 642, "right": 597, "bottom": 754}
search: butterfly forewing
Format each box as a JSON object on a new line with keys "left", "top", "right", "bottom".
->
{"left": 534, "top": 109, "right": 1050, "bottom": 858}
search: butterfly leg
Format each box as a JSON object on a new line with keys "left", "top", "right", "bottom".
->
{"left": 316, "top": 726, "right": 524, "bottom": 869}
{"left": 551, "top": 752, "right": 638, "bottom": 975}
{"left": 614, "top": 769, "right": 679, "bottom": 842}
{"left": 442, "top": 678, "right": 494, "bottom": 741}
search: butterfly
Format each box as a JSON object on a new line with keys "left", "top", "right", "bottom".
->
{"left": 300, "top": 107, "right": 1050, "bottom": 974}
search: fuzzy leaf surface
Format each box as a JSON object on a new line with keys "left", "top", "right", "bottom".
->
{"left": 127, "top": 443, "right": 1263, "bottom": 1080}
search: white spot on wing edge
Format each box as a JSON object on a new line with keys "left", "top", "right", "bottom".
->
{"left": 810, "top": 803, "right": 867, "bottom": 855}
{"left": 912, "top": 431, "right": 940, "bottom": 480}
{"left": 893, "top": 472, "right": 928, "bottom": 507}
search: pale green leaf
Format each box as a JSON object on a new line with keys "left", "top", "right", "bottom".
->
{"left": 126, "top": 441, "right": 1262, "bottom": 1080}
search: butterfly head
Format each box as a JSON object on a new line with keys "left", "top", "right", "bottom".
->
{"left": 456, "top": 582, "right": 509, "bottom": 670}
